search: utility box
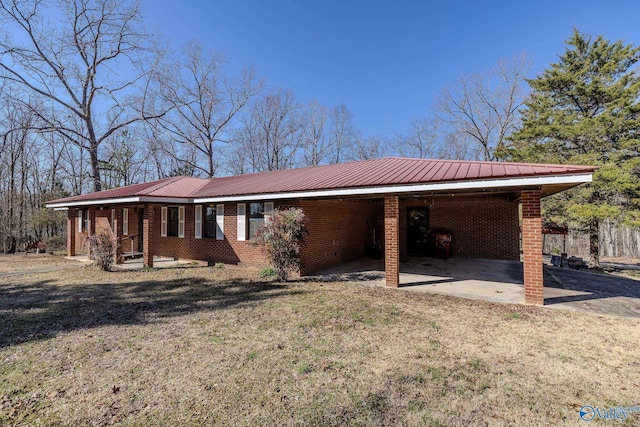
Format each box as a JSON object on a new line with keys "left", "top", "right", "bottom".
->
{"left": 434, "top": 233, "right": 452, "bottom": 259}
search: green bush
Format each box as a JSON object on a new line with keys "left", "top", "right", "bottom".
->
{"left": 259, "top": 267, "right": 276, "bottom": 278}
{"left": 256, "top": 208, "right": 307, "bottom": 281}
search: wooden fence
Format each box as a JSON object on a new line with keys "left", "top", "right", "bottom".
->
{"left": 543, "top": 221, "right": 640, "bottom": 259}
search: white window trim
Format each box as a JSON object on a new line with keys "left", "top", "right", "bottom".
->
{"left": 161, "top": 207, "right": 167, "bottom": 237}
{"left": 237, "top": 203, "right": 246, "bottom": 241}
{"left": 77, "top": 210, "right": 82, "bottom": 233}
{"left": 264, "top": 201, "right": 274, "bottom": 223}
{"left": 216, "top": 204, "right": 224, "bottom": 240}
{"left": 111, "top": 209, "right": 116, "bottom": 234}
{"left": 178, "top": 206, "right": 185, "bottom": 238}
{"left": 195, "top": 205, "right": 202, "bottom": 239}
{"left": 123, "top": 208, "right": 129, "bottom": 235}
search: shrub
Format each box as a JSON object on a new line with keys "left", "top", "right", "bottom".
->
{"left": 88, "top": 232, "right": 115, "bottom": 271}
{"left": 259, "top": 267, "right": 276, "bottom": 278}
{"left": 42, "top": 235, "right": 65, "bottom": 253}
{"left": 256, "top": 208, "right": 307, "bottom": 281}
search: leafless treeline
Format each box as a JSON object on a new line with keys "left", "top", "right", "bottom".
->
{"left": 0, "top": 0, "right": 528, "bottom": 252}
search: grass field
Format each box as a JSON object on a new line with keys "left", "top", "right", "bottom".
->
{"left": 1, "top": 254, "right": 639, "bottom": 426}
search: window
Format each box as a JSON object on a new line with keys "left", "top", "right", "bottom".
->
{"left": 248, "top": 202, "right": 264, "bottom": 239}
{"left": 248, "top": 201, "right": 274, "bottom": 240}
{"left": 161, "top": 206, "right": 185, "bottom": 238}
{"left": 167, "top": 207, "right": 179, "bottom": 237}
{"left": 203, "top": 205, "right": 217, "bottom": 238}
{"left": 78, "top": 209, "right": 90, "bottom": 233}
{"left": 111, "top": 209, "right": 116, "bottom": 233}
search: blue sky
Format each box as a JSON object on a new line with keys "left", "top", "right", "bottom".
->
{"left": 141, "top": 0, "right": 640, "bottom": 139}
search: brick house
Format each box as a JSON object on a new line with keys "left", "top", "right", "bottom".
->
{"left": 46, "top": 157, "right": 596, "bottom": 305}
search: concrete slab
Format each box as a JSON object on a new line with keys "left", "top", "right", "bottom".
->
{"left": 64, "top": 255, "right": 203, "bottom": 270}
{"left": 312, "top": 256, "right": 640, "bottom": 318}
{"left": 113, "top": 257, "right": 203, "bottom": 270}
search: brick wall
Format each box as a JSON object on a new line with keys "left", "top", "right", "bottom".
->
{"left": 299, "top": 199, "right": 375, "bottom": 274}
{"left": 380, "top": 195, "right": 520, "bottom": 260}
{"left": 140, "top": 198, "right": 375, "bottom": 274}
{"left": 146, "top": 203, "right": 266, "bottom": 267}
{"left": 94, "top": 210, "right": 111, "bottom": 235}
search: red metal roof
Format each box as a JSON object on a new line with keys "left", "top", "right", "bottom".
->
{"left": 47, "top": 157, "right": 597, "bottom": 205}
{"left": 191, "top": 157, "right": 597, "bottom": 198}
{"left": 48, "top": 176, "right": 210, "bottom": 204}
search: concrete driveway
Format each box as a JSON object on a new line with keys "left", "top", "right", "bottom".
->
{"left": 313, "top": 256, "right": 640, "bottom": 318}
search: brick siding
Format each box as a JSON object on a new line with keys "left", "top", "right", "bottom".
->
{"left": 67, "top": 194, "right": 521, "bottom": 277}
{"left": 384, "top": 196, "right": 400, "bottom": 287}
{"left": 299, "top": 199, "right": 375, "bottom": 274}
{"left": 375, "top": 195, "right": 519, "bottom": 260}
{"left": 521, "top": 190, "right": 544, "bottom": 305}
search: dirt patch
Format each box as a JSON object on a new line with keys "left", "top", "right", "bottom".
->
{"left": 1, "top": 262, "right": 639, "bottom": 426}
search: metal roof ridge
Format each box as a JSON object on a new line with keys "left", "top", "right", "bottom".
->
{"left": 142, "top": 176, "right": 188, "bottom": 195}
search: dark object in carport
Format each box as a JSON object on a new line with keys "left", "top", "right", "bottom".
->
{"left": 434, "top": 233, "right": 452, "bottom": 259}
{"left": 567, "top": 256, "right": 586, "bottom": 270}
{"left": 551, "top": 254, "right": 586, "bottom": 270}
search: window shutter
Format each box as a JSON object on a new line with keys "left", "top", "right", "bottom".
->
{"left": 195, "top": 205, "right": 202, "bottom": 239}
{"left": 122, "top": 208, "right": 129, "bottom": 235}
{"left": 237, "top": 203, "right": 246, "bottom": 241}
{"left": 264, "top": 201, "right": 274, "bottom": 223}
{"left": 111, "top": 209, "right": 116, "bottom": 233}
{"left": 77, "top": 210, "right": 83, "bottom": 232}
{"left": 178, "top": 206, "right": 185, "bottom": 238}
{"left": 161, "top": 207, "right": 167, "bottom": 237}
{"left": 216, "top": 204, "right": 224, "bottom": 240}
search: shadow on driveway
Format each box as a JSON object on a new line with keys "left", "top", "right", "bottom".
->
{"left": 543, "top": 267, "right": 640, "bottom": 317}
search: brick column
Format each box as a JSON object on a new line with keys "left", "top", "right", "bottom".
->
{"left": 86, "top": 207, "right": 95, "bottom": 259}
{"left": 112, "top": 208, "right": 123, "bottom": 264}
{"left": 143, "top": 204, "right": 154, "bottom": 268}
{"left": 384, "top": 196, "right": 400, "bottom": 287}
{"left": 67, "top": 209, "right": 76, "bottom": 257}
{"left": 522, "top": 190, "right": 544, "bottom": 305}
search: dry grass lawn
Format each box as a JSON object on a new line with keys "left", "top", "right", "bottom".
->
{"left": 1, "top": 254, "right": 639, "bottom": 426}
{"left": 0, "top": 253, "right": 78, "bottom": 273}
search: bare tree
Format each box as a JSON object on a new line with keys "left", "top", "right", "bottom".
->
{"left": 0, "top": 0, "right": 165, "bottom": 192}
{"left": 396, "top": 117, "right": 440, "bottom": 158}
{"left": 437, "top": 54, "right": 529, "bottom": 160}
{"left": 347, "top": 135, "right": 389, "bottom": 161}
{"left": 0, "top": 83, "right": 41, "bottom": 252}
{"left": 300, "top": 100, "right": 329, "bottom": 167}
{"left": 235, "top": 88, "right": 302, "bottom": 172}
{"left": 151, "top": 41, "right": 262, "bottom": 177}
{"left": 327, "top": 104, "right": 358, "bottom": 164}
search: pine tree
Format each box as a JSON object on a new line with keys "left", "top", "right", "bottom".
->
{"left": 504, "top": 29, "right": 640, "bottom": 266}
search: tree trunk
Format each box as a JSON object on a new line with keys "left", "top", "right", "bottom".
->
{"left": 90, "top": 144, "right": 102, "bottom": 192}
{"left": 588, "top": 219, "right": 600, "bottom": 267}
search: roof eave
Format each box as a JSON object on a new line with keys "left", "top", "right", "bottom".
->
{"left": 194, "top": 173, "right": 594, "bottom": 203}
{"left": 45, "top": 196, "right": 193, "bottom": 209}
